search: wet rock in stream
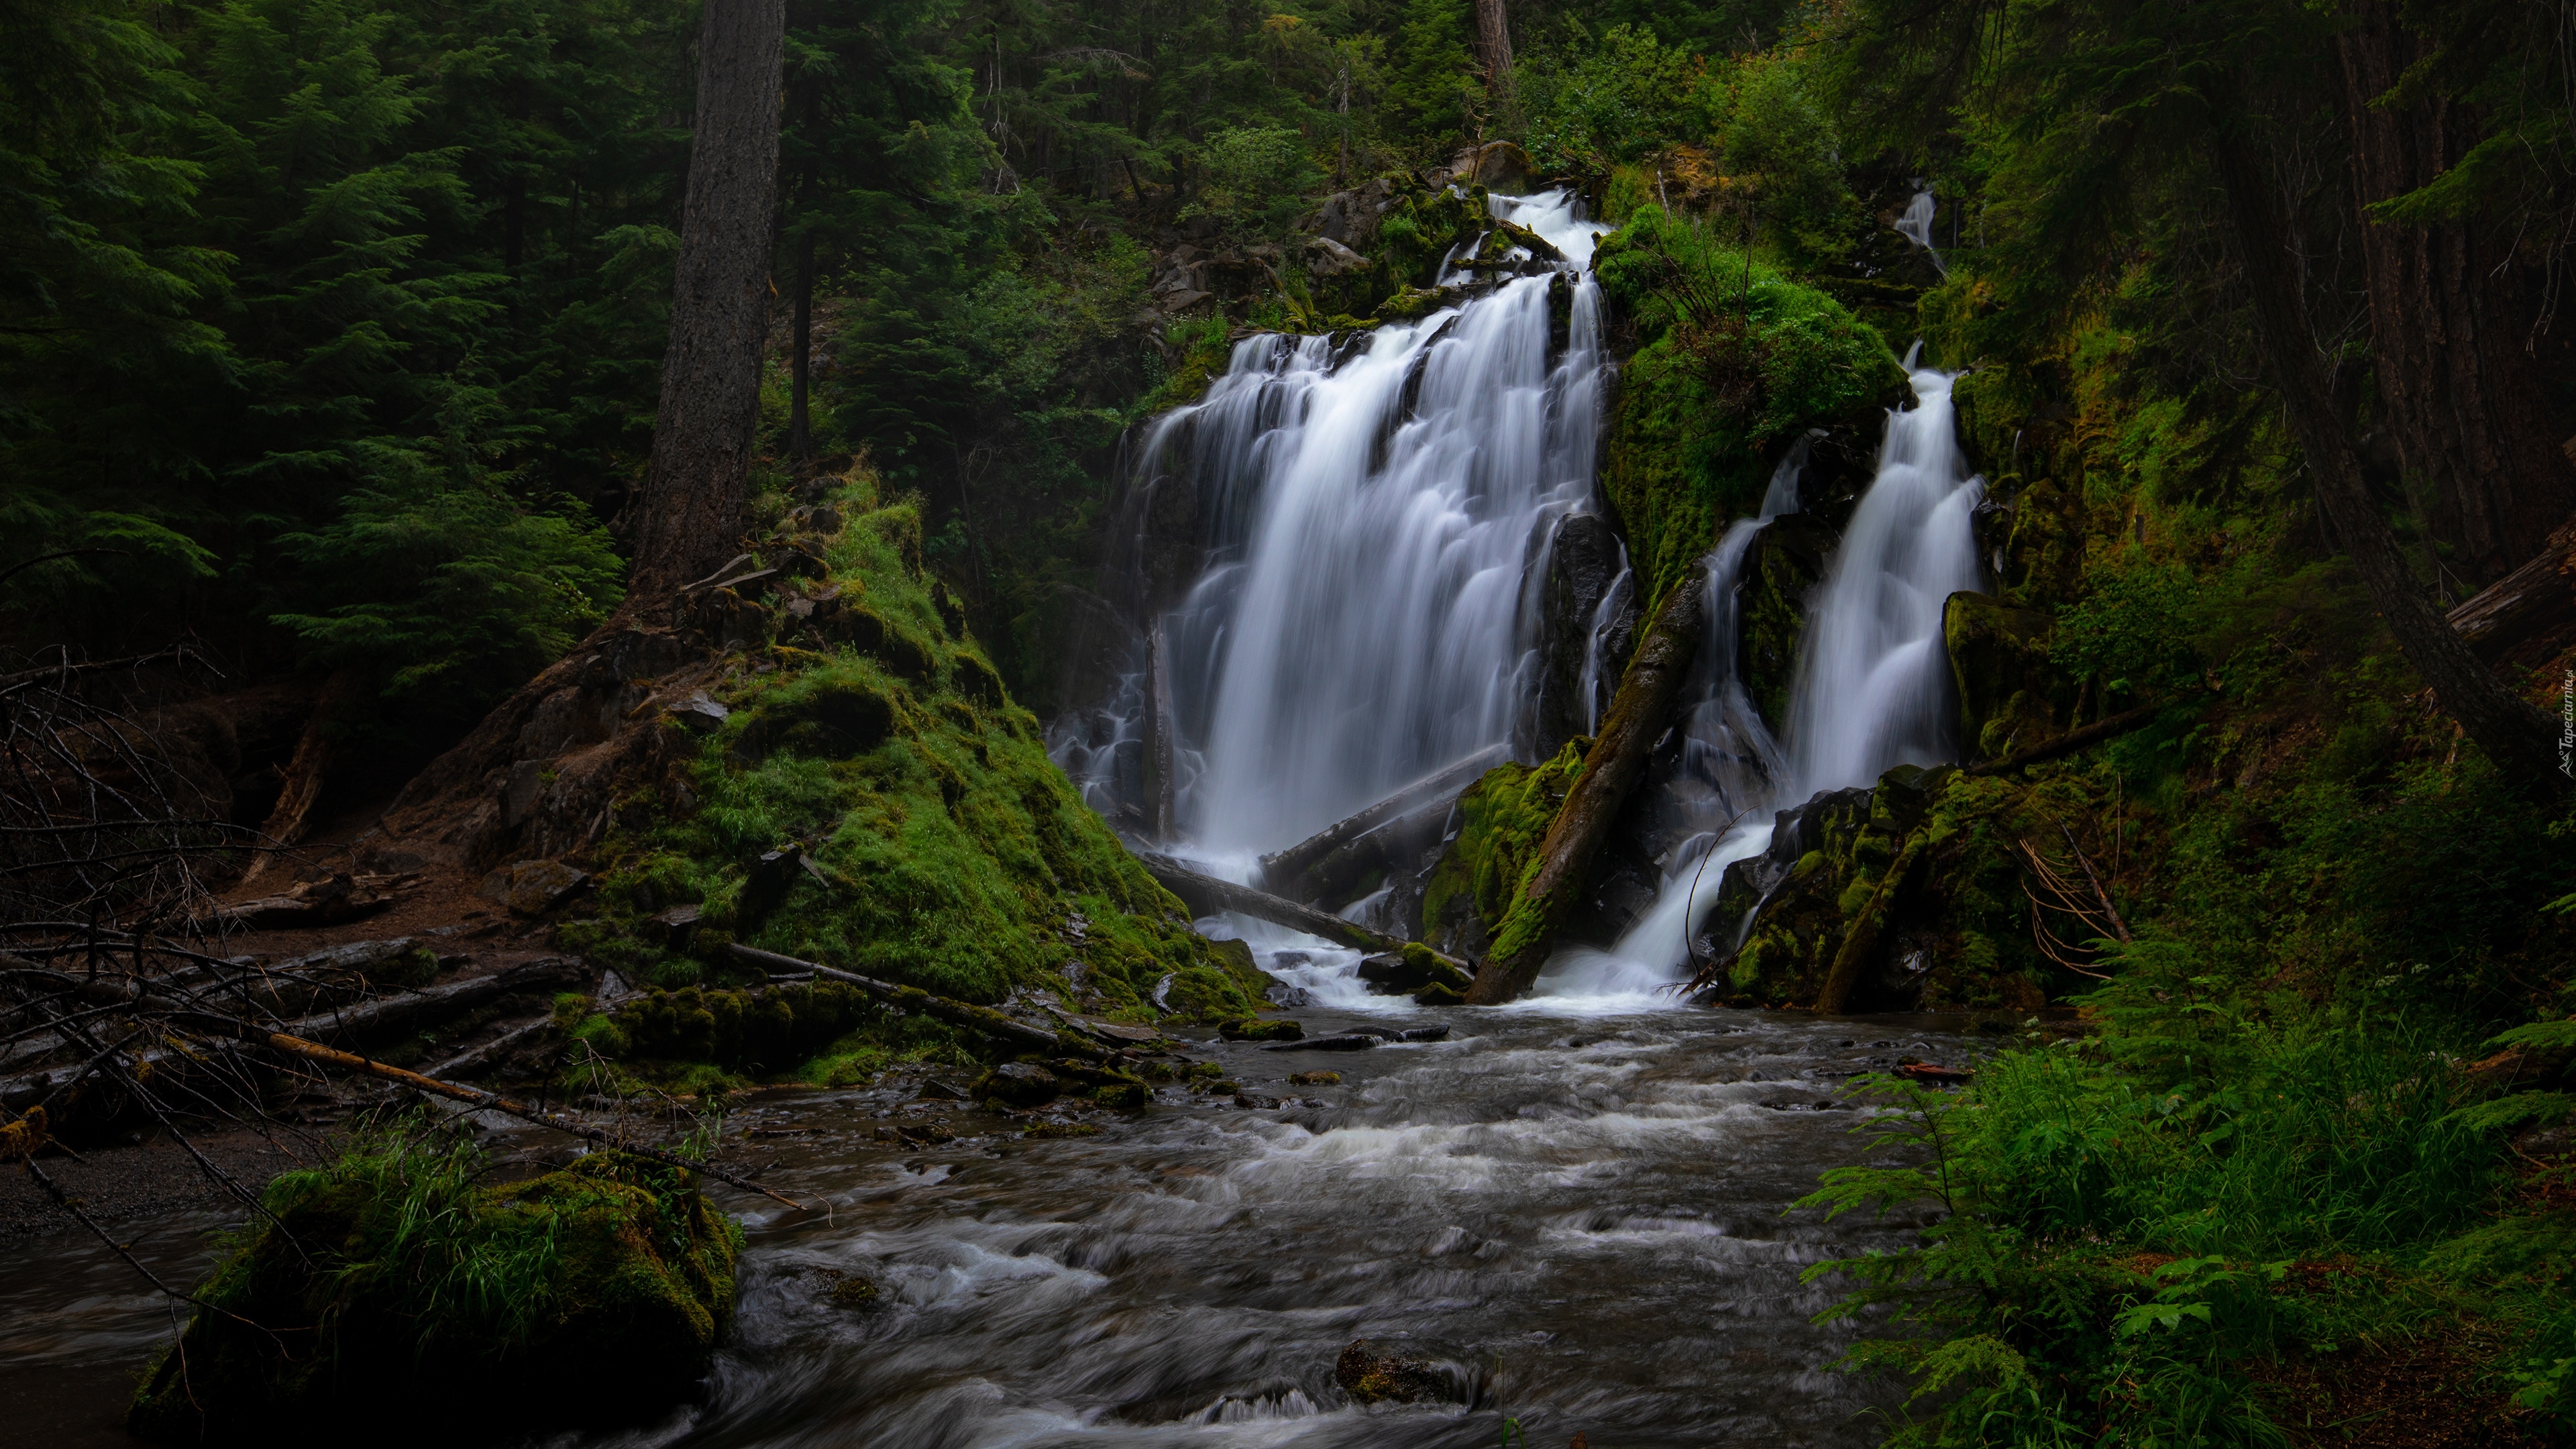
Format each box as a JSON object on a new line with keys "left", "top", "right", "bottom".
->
{"left": 1334, "top": 1338, "right": 1469, "bottom": 1405}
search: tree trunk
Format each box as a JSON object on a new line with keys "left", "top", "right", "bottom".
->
{"left": 2337, "top": 0, "right": 2572, "bottom": 583}
{"left": 1129, "top": 849, "right": 1466, "bottom": 969}
{"left": 1464, "top": 572, "right": 1708, "bottom": 1004}
{"left": 625, "top": 0, "right": 787, "bottom": 598}
{"left": 786, "top": 227, "right": 815, "bottom": 464}
{"left": 1474, "top": 0, "right": 1513, "bottom": 92}
{"left": 2211, "top": 133, "right": 2563, "bottom": 790}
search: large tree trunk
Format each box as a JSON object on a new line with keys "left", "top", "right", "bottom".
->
{"left": 1464, "top": 572, "right": 1707, "bottom": 1004}
{"left": 625, "top": 0, "right": 787, "bottom": 598}
{"left": 2337, "top": 1, "right": 2573, "bottom": 583}
{"left": 1474, "top": 0, "right": 1513, "bottom": 93}
{"left": 2211, "top": 133, "right": 2563, "bottom": 790}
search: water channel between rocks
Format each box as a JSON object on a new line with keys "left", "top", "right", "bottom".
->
{"left": 0, "top": 1002, "right": 1972, "bottom": 1449}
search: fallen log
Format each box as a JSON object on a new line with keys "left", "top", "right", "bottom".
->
{"left": 1464, "top": 572, "right": 1707, "bottom": 1004}
{"left": 723, "top": 943, "right": 1112, "bottom": 1060}
{"left": 2447, "top": 526, "right": 2576, "bottom": 667}
{"left": 1132, "top": 849, "right": 1472, "bottom": 973}
{"left": 1256, "top": 744, "right": 1511, "bottom": 898}
{"left": 424, "top": 1016, "right": 556, "bottom": 1081}
{"left": 0, "top": 956, "right": 584, "bottom": 1110}
{"left": 1966, "top": 700, "right": 2177, "bottom": 776}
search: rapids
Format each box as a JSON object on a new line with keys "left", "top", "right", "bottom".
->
{"left": 0, "top": 1004, "right": 1973, "bottom": 1449}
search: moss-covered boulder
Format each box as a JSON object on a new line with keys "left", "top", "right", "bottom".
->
{"left": 1415, "top": 741, "right": 1589, "bottom": 960}
{"left": 130, "top": 1138, "right": 739, "bottom": 1446}
{"left": 1707, "top": 765, "right": 2097, "bottom": 1012}
{"left": 1945, "top": 590, "right": 2075, "bottom": 759}
{"left": 1737, "top": 513, "right": 1837, "bottom": 733}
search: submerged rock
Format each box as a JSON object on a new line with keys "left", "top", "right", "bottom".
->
{"left": 129, "top": 1147, "right": 739, "bottom": 1446}
{"left": 1334, "top": 1338, "right": 1462, "bottom": 1404}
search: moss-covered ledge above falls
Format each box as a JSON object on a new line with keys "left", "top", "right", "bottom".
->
{"left": 553, "top": 465, "right": 1267, "bottom": 1030}
{"left": 1591, "top": 207, "right": 1911, "bottom": 611}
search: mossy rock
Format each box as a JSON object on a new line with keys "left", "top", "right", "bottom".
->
{"left": 129, "top": 1146, "right": 738, "bottom": 1446}
{"left": 1417, "top": 741, "right": 1588, "bottom": 961}
{"left": 1738, "top": 514, "right": 1837, "bottom": 734}
{"left": 1219, "top": 1017, "right": 1303, "bottom": 1042}
{"left": 1709, "top": 766, "right": 2070, "bottom": 1012}
{"left": 1944, "top": 590, "right": 2074, "bottom": 759}
{"left": 973, "top": 1060, "right": 1061, "bottom": 1107}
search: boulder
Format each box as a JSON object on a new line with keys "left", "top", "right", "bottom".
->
{"left": 1218, "top": 1016, "right": 1304, "bottom": 1042}
{"left": 973, "top": 1060, "right": 1061, "bottom": 1108}
{"left": 1944, "top": 591, "right": 2074, "bottom": 759}
{"left": 129, "top": 1148, "right": 739, "bottom": 1446}
{"left": 1521, "top": 511, "right": 1634, "bottom": 761}
{"left": 480, "top": 859, "right": 589, "bottom": 917}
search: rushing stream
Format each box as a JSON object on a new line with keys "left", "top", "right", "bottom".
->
{"left": 1, "top": 1002, "right": 1974, "bottom": 1449}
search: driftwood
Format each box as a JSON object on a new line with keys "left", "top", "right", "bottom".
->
{"left": 723, "top": 943, "right": 1114, "bottom": 1060}
{"left": 1465, "top": 572, "right": 1707, "bottom": 1004}
{"left": 1256, "top": 744, "right": 1509, "bottom": 900}
{"left": 423, "top": 1016, "right": 557, "bottom": 1081}
{"left": 1142, "top": 622, "right": 1178, "bottom": 840}
{"left": 1130, "top": 848, "right": 1470, "bottom": 969}
{"left": 1, "top": 956, "right": 584, "bottom": 1111}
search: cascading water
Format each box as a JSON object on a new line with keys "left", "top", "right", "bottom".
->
{"left": 1057, "top": 191, "right": 1614, "bottom": 857}
{"left": 1549, "top": 354, "right": 1986, "bottom": 994}
{"left": 1894, "top": 188, "right": 1945, "bottom": 274}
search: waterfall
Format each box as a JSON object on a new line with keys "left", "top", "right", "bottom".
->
{"left": 1894, "top": 188, "right": 1945, "bottom": 274}
{"left": 1057, "top": 189, "right": 1613, "bottom": 859}
{"left": 1534, "top": 355, "right": 1985, "bottom": 998}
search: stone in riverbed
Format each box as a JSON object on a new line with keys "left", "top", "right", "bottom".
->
{"left": 1218, "top": 1016, "right": 1303, "bottom": 1042}
{"left": 972, "top": 1061, "right": 1061, "bottom": 1108}
{"left": 1263, "top": 1032, "right": 1378, "bottom": 1053}
{"left": 1335, "top": 1338, "right": 1462, "bottom": 1404}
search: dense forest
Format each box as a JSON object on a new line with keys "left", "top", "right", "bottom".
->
{"left": 5, "top": 0, "right": 2575, "bottom": 1444}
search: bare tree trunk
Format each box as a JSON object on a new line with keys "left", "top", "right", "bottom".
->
{"left": 626, "top": 0, "right": 787, "bottom": 598}
{"left": 2212, "top": 133, "right": 2563, "bottom": 790}
{"left": 2337, "top": 1, "right": 2573, "bottom": 583}
{"left": 1464, "top": 573, "right": 1707, "bottom": 1004}
{"left": 1474, "top": 0, "right": 1513, "bottom": 93}
{"left": 786, "top": 227, "right": 815, "bottom": 464}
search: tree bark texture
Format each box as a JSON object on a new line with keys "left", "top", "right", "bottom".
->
{"left": 1474, "top": 0, "right": 1513, "bottom": 91}
{"left": 2337, "top": 0, "right": 2572, "bottom": 583}
{"left": 627, "top": 0, "right": 786, "bottom": 598}
{"left": 2211, "top": 133, "right": 2563, "bottom": 790}
{"left": 1464, "top": 572, "right": 1707, "bottom": 1004}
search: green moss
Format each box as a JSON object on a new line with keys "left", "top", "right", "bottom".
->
{"left": 130, "top": 1125, "right": 739, "bottom": 1445}
{"left": 1593, "top": 207, "right": 1908, "bottom": 605}
{"left": 1419, "top": 741, "right": 1589, "bottom": 959}
{"left": 574, "top": 471, "right": 1258, "bottom": 1044}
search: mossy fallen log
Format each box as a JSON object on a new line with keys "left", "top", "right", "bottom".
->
{"left": 1464, "top": 572, "right": 1707, "bottom": 1004}
{"left": 129, "top": 1132, "right": 740, "bottom": 1446}
{"left": 1130, "top": 849, "right": 1471, "bottom": 977}
{"left": 724, "top": 942, "right": 1113, "bottom": 1060}
{"left": 1255, "top": 744, "right": 1508, "bottom": 900}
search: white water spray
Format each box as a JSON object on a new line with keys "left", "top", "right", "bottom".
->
{"left": 1895, "top": 188, "right": 1945, "bottom": 274}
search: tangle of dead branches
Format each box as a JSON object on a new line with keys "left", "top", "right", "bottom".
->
{"left": 0, "top": 644, "right": 801, "bottom": 1325}
{"left": 2018, "top": 818, "right": 2132, "bottom": 979}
